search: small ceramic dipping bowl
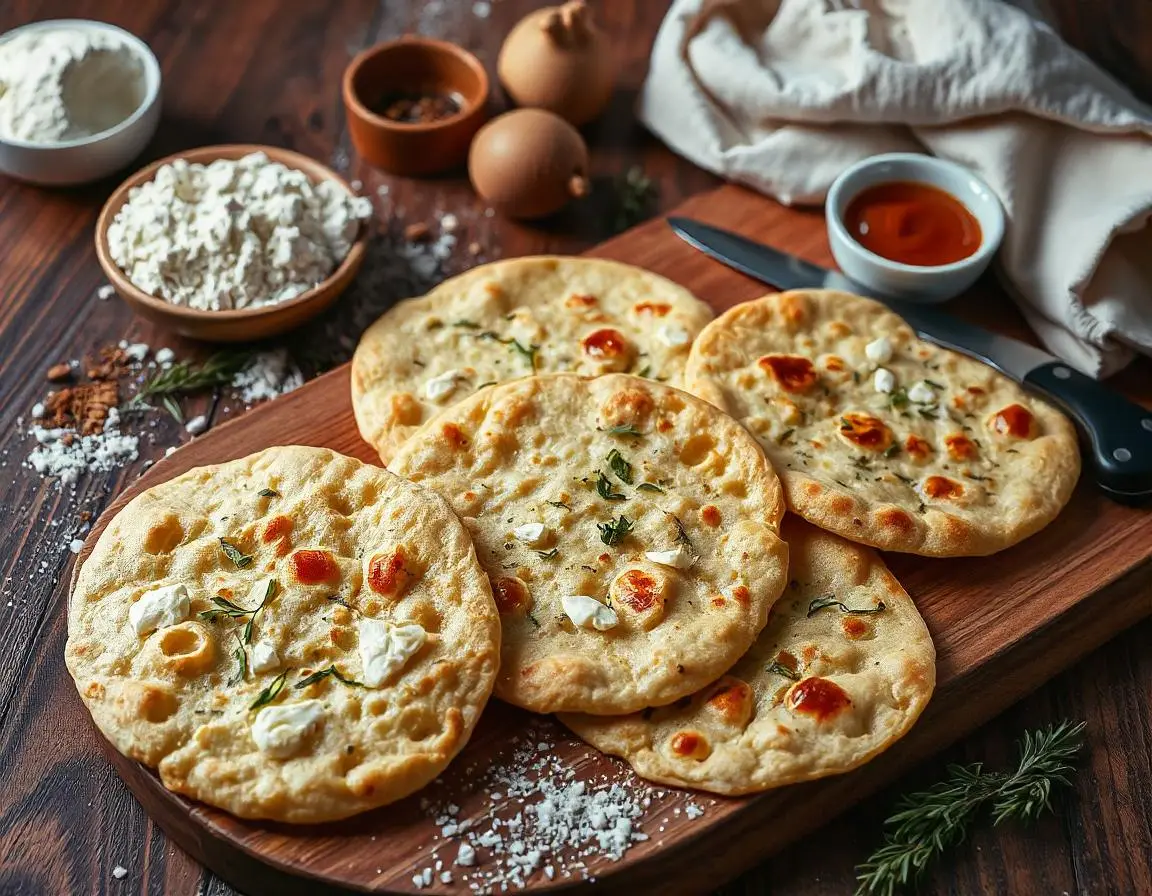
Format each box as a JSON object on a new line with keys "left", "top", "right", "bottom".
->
{"left": 0, "top": 19, "right": 162, "bottom": 186}
{"left": 342, "top": 37, "right": 489, "bottom": 176}
{"left": 95, "top": 144, "right": 368, "bottom": 343}
{"left": 826, "top": 153, "right": 1005, "bottom": 304}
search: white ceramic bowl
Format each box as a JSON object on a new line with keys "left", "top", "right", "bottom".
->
{"left": 826, "top": 152, "right": 1005, "bottom": 304}
{"left": 0, "top": 19, "right": 161, "bottom": 186}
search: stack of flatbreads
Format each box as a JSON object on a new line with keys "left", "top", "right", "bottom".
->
{"left": 66, "top": 256, "right": 1080, "bottom": 822}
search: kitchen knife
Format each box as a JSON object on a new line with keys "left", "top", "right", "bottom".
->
{"left": 668, "top": 216, "right": 1152, "bottom": 504}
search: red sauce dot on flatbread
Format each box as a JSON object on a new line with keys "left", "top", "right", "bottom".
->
{"left": 991, "top": 403, "right": 1035, "bottom": 438}
{"left": 617, "top": 570, "right": 659, "bottom": 612}
{"left": 582, "top": 328, "right": 629, "bottom": 359}
{"left": 944, "top": 433, "right": 977, "bottom": 461}
{"left": 707, "top": 679, "right": 752, "bottom": 724}
{"left": 367, "top": 548, "right": 409, "bottom": 596}
{"left": 291, "top": 549, "right": 338, "bottom": 584}
{"left": 700, "top": 505, "right": 721, "bottom": 527}
{"left": 492, "top": 576, "right": 530, "bottom": 614}
{"left": 824, "top": 355, "right": 846, "bottom": 372}
{"left": 905, "top": 434, "right": 933, "bottom": 459}
{"left": 787, "top": 677, "right": 852, "bottom": 721}
{"left": 262, "top": 514, "right": 293, "bottom": 544}
{"left": 634, "top": 301, "right": 671, "bottom": 316}
{"left": 842, "top": 617, "right": 870, "bottom": 640}
{"left": 731, "top": 585, "right": 751, "bottom": 606}
{"left": 775, "top": 650, "right": 798, "bottom": 672}
{"left": 838, "top": 412, "right": 893, "bottom": 450}
{"left": 923, "top": 475, "right": 964, "bottom": 499}
{"left": 566, "top": 293, "right": 598, "bottom": 308}
{"left": 758, "top": 355, "right": 817, "bottom": 393}
{"left": 669, "top": 731, "right": 709, "bottom": 759}
{"left": 441, "top": 422, "right": 469, "bottom": 449}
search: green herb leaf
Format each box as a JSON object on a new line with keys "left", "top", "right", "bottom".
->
{"left": 132, "top": 352, "right": 250, "bottom": 408}
{"left": 667, "top": 513, "right": 695, "bottom": 553}
{"left": 199, "top": 594, "right": 253, "bottom": 622}
{"left": 637, "top": 482, "right": 665, "bottom": 493}
{"left": 807, "top": 597, "right": 886, "bottom": 618}
{"left": 527, "top": 611, "right": 541, "bottom": 628}
{"left": 243, "top": 579, "right": 278, "bottom": 643}
{"left": 884, "top": 443, "right": 901, "bottom": 458}
{"left": 605, "top": 424, "right": 643, "bottom": 437}
{"left": 258, "top": 488, "right": 279, "bottom": 498}
{"left": 597, "top": 514, "right": 633, "bottom": 546}
{"left": 546, "top": 500, "right": 572, "bottom": 511}
{"left": 606, "top": 449, "right": 634, "bottom": 484}
{"left": 230, "top": 635, "right": 248, "bottom": 686}
{"left": 218, "top": 538, "right": 253, "bottom": 569}
{"left": 889, "top": 388, "right": 910, "bottom": 409}
{"left": 478, "top": 331, "right": 539, "bottom": 371}
{"left": 924, "top": 379, "right": 946, "bottom": 390}
{"left": 595, "top": 471, "right": 627, "bottom": 501}
{"left": 249, "top": 670, "right": 288, "bottom": 710}
{"left": 161, "top": 395, "right": 184, "bottom": 423}
{"left": 452, "top": 319, "right": 481, "bottom": 329}
{"left": 777, "top": 428, "right": 795, "bottom": 445}
{"left": 854, "top": 721, "right": 1085, "bottom": 896}
{"left": 294, "top": 665, "right": 364, "bottom": 690}
{"left": 766, "top": 661, "right": 800, "bottom": 682}
{"left": 535, "top": 548, "right": 559, "bottom": 559}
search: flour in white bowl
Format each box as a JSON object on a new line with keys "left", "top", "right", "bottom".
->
{"left": 106, "top": 151, "right": 373, "bottom": 311}
{"left": 0, "top": 26, "right": 146, "bottom": 143}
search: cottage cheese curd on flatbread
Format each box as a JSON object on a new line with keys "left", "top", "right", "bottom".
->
{"left": 560, "top": 517, "right": 936, "bottom": 794}
{"left": 685, "top": 290, "right": 1080, "bottom": 556}
{"left": 66, "top": 446, "right": 500, "bottom": 823}
{"left": 352, "top": 256, "right": 714, "bottom": 462}
{"left": 389, "top": 373, "right": 789, "bottom": 715}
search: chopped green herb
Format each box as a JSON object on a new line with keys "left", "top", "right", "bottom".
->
{"left": 242, "top": 579, "right": 278, "bottom": 643}
{"left": 527, "top": 611, "right": 541, "bottom": 628}
{"left": 916, "top": 408, "right": 938, "bottom": 420}
{"left": 478, "top": 331, "right": 539, "bottom": 371}
{"left": 595, "top": 471, "right": 627, "bottom": 501}
{"left": 218, "top": 538, "right": 253, "bottom": 569}
{"left": 667, "top": 513, "right": 695, "bottom": 554}
{"left": 924, "top": 379, "right": 946, "bottom": 390}
{"left": 884, "top": 444, "right": 901, "bottom": 458}
{"left": 890, "top": 388, "right": 910, "bottom": 409}
{"left": 258, "top": 488, "right": 279, "bottom": 498}
{"left": 199, "top": 594, "right": 253, "bottom": 622}
{"left": 294, "top": 665, "right": 364, "bottom": 690}
{"left": 249, "top": 670, "right": 288, "bottom": 710}
{"left": 636, "top": 365, "right": 652, "bottom": 379}
{"left": 161, "top": 395, "right": 184, "bottom": 423}
{"left": 597, "top": 514, "right": 634, "bottom": 546}
{"left": 546, "top": 500, "right": 572, "bottom": 511}
{"left": 452, "top": 319, "right": 481, "bottom": 329}
{"left": 477, "top": 381, "right": 498, "bottom": 389}
{"left": 917, "top": 502, "right": 927, "bottom": 513}
{"left": 808, "top": 596, "right": 886, "bottom": 617}
{"left": 894, "top": 472, "right": 915, "bottom": 484}
{"left": 852, "top": 371, "right": 861, "bottom": 384}
{"left": 766, "top": 661, "right": 800, "bottom": 682}
{"left": 777, "top": 428, "right": 795, "bottom": 445}
{"left": 606, "top": 448, "right": 634, "bottom": 484}
{"left": 637, "top": 482, "right": 665, "bottom": 493}
{"left": 535, "top": 548, "right": 559, "bottom": 559}
{"left": 230, "top": 635, "right": 248, "bottom": 686}
{"left": 605, "top": 424, "right": 643, "bottom": 437}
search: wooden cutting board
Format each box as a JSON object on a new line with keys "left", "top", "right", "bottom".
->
{"left": 71, "top": 186, "right": 1152, "bottom": 896}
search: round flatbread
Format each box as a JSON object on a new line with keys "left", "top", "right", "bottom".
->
{"left": 66, "top": 446, "right": 500, "bottom": 823}
{"left": 560, "top": 516, "right": 936, "bottom": 794}
{"left": 389, "top": 373, "right": 789, "bottom": 715}
{"left": 352, "top": 256, "right": 714, "bottom": 462}
{"left": 685, "top": 290, "right": 1080, "bottom": 556}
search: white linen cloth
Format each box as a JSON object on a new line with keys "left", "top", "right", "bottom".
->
{"left": 640, "top": 0, "right": 1152, "bottom": 377}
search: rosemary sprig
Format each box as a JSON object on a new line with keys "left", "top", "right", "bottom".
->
{"left": 477, "top": 331, "right": 539, "bottom": 371}
{"left": 294, "top": 665, "right": 364, "bottom": 689}
{"left": 807, "top": 596, "right": 886, "bottom": 617}
{"left": 249, "top": 670, "right": 289, "bottom": 710}
{"left": 614, "top": 165, "right": 658, "bottom": 232}
{"left": 128, "top": 352, "right": 250, "bottom": 420}
{"left": 198, "top": 578, "right": 278, "bottom": 643}
{"left": 606, "top": 449, "right": 633, "bottom": 484}
{"left": 855, "top": 720, "right": 1086, "bottom": 896}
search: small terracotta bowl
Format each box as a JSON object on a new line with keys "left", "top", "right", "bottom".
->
{"left": 342, "top": 37, "right": 489, "bottom": 176}
{"left": 95, "top": 144, "right": 369, "bottom": 343}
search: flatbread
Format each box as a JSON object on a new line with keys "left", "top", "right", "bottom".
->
{"left": 560, "top": 516, "right": 936, "bottom": 794}
{"left": 352, "top": 256, "right": 714, "bottom": 462}
{"left": 66, "top": 446, "right": 500, "bottom": 823}
{"left": 389, "top": 373, "right": 789, "bottom": 715}
{"left": 685, "top": 290, "right": 1080, "bottom": 556}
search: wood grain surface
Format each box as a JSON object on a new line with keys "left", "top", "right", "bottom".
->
{"left": 1, "top": 2, "right": 1150, "bottom": 896}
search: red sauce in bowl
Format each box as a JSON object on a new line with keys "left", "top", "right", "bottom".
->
{"left": 844, "top": 181, "right": 982, "bottom": 267}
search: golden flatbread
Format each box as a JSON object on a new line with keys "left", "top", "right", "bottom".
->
{"left": 66, "top": 446, "right": 500, "bottom": 823}
{"left": 389, "top": 373, "right": 789, "bottom": 715}
{"left": 561, "top": 516, "right": 936, "bottom": 794}
{"left": 685, "top": 290, "right": 1080, "bottom": 556}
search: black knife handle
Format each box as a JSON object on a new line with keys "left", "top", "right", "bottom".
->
{"left": 1023, "top": 361, "right": 1152, "bottom": 503}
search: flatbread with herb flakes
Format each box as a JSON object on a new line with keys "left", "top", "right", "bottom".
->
{"left": 684, "top": 290, "right": 1080, "bottom": 556}
{"left": 66, "top": 446, "right": 500, "bottom": 823}
{"left": 389, "top": 373, "right": 789, "bottom": 715}
{"left": 352, "top": 256, "right": 714, "bottom": 462}
{"left": 560, "top": 517, "right": 936, "bottom": 794}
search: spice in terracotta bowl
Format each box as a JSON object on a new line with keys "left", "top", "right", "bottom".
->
{"left": 371, "top": 89, "right": 464, "bottom": 124}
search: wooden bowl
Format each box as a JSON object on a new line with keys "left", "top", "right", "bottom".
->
{"left": 342, "top": 37, "right": 489, "bottom": 176}
{"left": 95, "top": 144, "right": 369, "bottom": 343}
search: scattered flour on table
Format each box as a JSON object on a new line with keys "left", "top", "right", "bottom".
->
{"left": 409, "top": 727, "right": 711, "bottom": 892}
{"left": 232, "top": 349, "right": 304, "bottom": 403}
{"left": 106, "top": 151, "right": 373, "bottom": 311}
{"left": 26, "top": 407, "right": 138, "bottom": 485}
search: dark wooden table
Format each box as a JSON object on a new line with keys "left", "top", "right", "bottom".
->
{"left": 0, "top": 2, "right": 1149, "bottom": 895}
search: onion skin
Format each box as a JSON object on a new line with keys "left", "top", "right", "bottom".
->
{"left": 468, "top": 109, "right": 590, "bottom": 220}
{"left": 497, "top": 1, "right": 617, "bottom": 126}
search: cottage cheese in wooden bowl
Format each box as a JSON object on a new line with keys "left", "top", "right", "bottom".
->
{"left": 96, "top": 145, "right": 373, "bottom": 342}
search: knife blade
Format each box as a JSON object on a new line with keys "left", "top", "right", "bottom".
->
{"left": 668, "top": 216, "right": 1152, "bottom": 503}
